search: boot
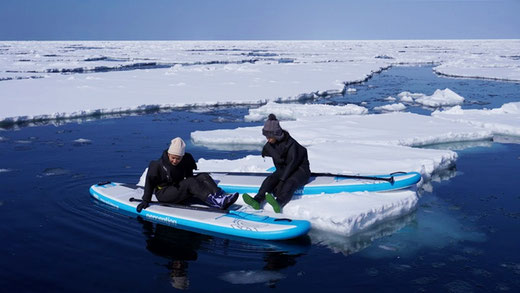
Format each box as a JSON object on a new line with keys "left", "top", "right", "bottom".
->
{"left": 205, "top": 190, "right": 239, "bottom": 210}
{"left": 265, "top": 193, "right": 281, "bottom": 213}
{"left": 242, "top": 193, "right": 260, "bottom": 210}
{"left": 223, "top": 192, "right": 239, "bottom": 209}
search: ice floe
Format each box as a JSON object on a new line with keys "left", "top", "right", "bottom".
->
{"left": 244, "top": 101, "right": 367, "bottom": 122}
{"left": 374, "top": 103, "right": 406, "bottom": 112}
{"left": 432, "top": 102, "right": 520, "bottom": 137}
{"left": 191, "top": 111, "right": 498, "bottom": 235}
{"left": 399, "top": 88, "right": 464, "bottom": 108}
{"left": 192, "top": 112, "right": 493, "bottom": 149}
{"left": 2, "top": 40, "right": 520, "bottom": 125}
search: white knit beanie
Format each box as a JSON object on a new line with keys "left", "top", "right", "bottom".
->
{"left": 167, "top": 137, "right": 186, "bottom": 156}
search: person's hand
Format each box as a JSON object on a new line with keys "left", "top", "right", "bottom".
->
{"left": 136, "top": 201, "right": 149, "bottom": 213}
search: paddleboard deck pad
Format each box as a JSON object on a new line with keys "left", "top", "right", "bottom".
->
{"left": 89, "top": 182, "right": 311, "bottom": 240}
{"left": 210, "top": 171, "right": 421, "bottom": 195}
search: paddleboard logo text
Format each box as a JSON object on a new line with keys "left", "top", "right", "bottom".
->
{"left": 145, "top": 214, "right": 178, "bottom": 226}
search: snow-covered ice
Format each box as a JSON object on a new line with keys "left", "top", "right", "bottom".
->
{"left": 190, "top": 100, "right": 520, "bottom": 236}
{"left": 432, "top": 102, "right": 520, "bottom": 137}
{"left": 244, "top": 101, "right": 367, "bottom": 122}
{"left": 374, "top": 103, "right": 406, "bottom": 112}
{"left": 398, "top": 88, "right": 464, "bottom": 108}
{"left": 191, "top": 111, "right": 496, "bottom": 235}
{"left": 192, "top": 112, "right": 493, "bottom": 149}
{"left": 2, "top": 40, "right": 520, "bottom": 124}
{"left": 2, "top": 40, "right": 520, "bottom": 239}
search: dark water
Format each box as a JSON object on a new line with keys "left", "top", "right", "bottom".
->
{"left": 1, "top": 66, "right": 519, "bottom": 292}
{"left": 318, "top": 65, "right": 520, "bottom": 115}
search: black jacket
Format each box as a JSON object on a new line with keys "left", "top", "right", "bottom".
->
{"left": 142, "top": 150, "right": 197, "bottom": 202}
{"left": 261, "top": 130, "right": 310, "bottom": 181}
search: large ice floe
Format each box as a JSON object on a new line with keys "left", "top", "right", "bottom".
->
{"left": 2, "top": 40, "right": 520, "bottom": 125}
{"left": 191, "top": 101, "right": 517, "bottom": 236}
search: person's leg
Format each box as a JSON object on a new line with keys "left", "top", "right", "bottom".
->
{"left": 273, "top": 178, "right": 300, "bottom": 207}
{"left": 243, "top": 173, "right": 281, "bottom": 210}
{"left": 194, "top": 173, "right": 220, "bottom": 196}
{"left": 254, "top": 173, "right": 281, "bottom": 202}
{"left": 270, "top": 169, "right": 310, "bottom": 211}
{"left": 156, "top": 184, "right": 191, "bottom": 204}
{"left": 156, "top": 176, "right": 211, "bottom": 204}
{"left": 189, "top": 173, "right": 238, "bottom": 209}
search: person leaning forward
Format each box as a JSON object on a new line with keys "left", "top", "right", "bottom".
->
{"left": 243, "top": 114, "right": 311, "bottom": 213}
{"left": 136, "top": 137, "right": 238, "bottom": 213}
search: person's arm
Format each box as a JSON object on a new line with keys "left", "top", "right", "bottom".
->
{"left": 263, "top": 143, "right": 285, "bottom": 166}
{"left": 184, "top": 153, "right": 197, "bottom": 178}
{"left": 138, "top": 161, "right": 159, "bottom": 212}
{"left": 280, "top": 143, "right": 303, "bottom": 181}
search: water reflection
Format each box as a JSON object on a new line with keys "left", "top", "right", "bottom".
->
{"left": 219, "top": 250, "right": 302, "bottom": 288}
{"left": 360, "top": 194, "right": 486, "bottom": 259}
{"left": 308, "top": 192, "right": 486, "bottom": 259}
{"left": 419, "top": 167, "right": 457, "bottom": 193}
{"left": 309, "top": 212, "right": 416, "bottom": 256}
{"left": 139, "top": 218, "right": 205, "bottom": 290}
{"left": 493, "top": 135, "right": 520, "bottom": 145}
{"left": 419, "top": 139, "right": 493, "bottom": 151}
{"left": 138, "top": 217, "right": 310, "bottom": 289}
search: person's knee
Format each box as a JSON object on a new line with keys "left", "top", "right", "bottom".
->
{"left": 184, "top": 177, "right": 198, "bottom": 184}
{"left": 196, "top": 173, "right": 211, "bottom": 181}
{"left": 283, "top": 178, "right": 300, "bottom": 190}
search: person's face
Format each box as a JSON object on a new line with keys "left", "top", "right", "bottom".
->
{"left": 267, "top": 137, "right": 277, "bottom": 144}
{"left": 168, "top": 154, "right": 183, "bottom": 166}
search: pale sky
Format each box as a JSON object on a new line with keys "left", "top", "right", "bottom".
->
{"left": 1, "top": 0, "right": 519, "bottom": 40}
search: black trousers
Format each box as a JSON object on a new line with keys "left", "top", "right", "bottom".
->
{"left": 254, "top": 167, "right": 310, "bottom": 207}
{"left": 155, "top": 173, "right": 219, "bottom": 204}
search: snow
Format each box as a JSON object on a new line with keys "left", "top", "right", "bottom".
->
{"left": 2, "top": 40, "right": 520, "bottom": 238}
{"left": 0, "top": 60, "right": 383, "bottom": 124}
{"left": 398, "top": 88, "right": 464, "bottom": 108}
{"left": 2, "top": 40, "right": 520, "bottom": 124}
{"left": 192, "top": 112, "right": 493, "bottom": 149}
{"left": 432, "top": 102, "right": 520, "bottom": 137}
{"left": 374, "top": 103, "right": 406, "bottom": 112}
{"left": 282, "top": 190, "right": 419, "bottom": 236}
{"left": 192, "top": 111, "right": 494, "bottom": 235}
{"left": 244, "top": 101, "right": 367, "bottom": 122}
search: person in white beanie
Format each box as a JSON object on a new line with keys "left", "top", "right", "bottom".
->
{"left": 136, "top": 137, "right": 238, "bottom": 212}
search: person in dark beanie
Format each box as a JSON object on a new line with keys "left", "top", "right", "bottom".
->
{"left": 242, "top": 114, "right": 311, "bottom": 213}
{"left": 136, "top": 137, "right": 238, "bottom": 213}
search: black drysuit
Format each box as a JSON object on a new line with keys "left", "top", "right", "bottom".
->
{"left": 254, "top": 131, "right": 311, "bottom": 207}
{"left": 142, "top": 150, "right": 218, "bottom": 204}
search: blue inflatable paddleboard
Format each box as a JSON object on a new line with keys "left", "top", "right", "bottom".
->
{"left": 210, "top": 171, "right": 421, "bottom": 195}
{"left": 89, "top": 182, "right": 311, "bottom": 241}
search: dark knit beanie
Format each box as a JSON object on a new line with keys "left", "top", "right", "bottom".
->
{"left": 262, "top": 114, "right": 284, "bottom": 140}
